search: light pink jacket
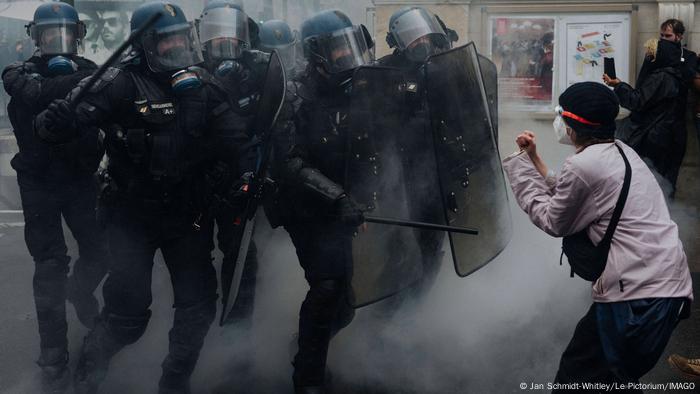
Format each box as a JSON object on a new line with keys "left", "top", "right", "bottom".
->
{"left": 502, "top": 141, "right": 693, "bottom": 303}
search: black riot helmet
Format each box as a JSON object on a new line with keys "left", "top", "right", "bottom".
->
{"left": 130, "top": 2, "right": 204, "bottom": 73}
{"left": 386, "top": 7, "right": 453, "bottom": 62}
{"left": 259, "top": 19, "right": 297, "bottom": 70}
{"left": 197, "top": 0, "right": 258, "bottom": 62}
{"left": 300, "top": 10, "right": 373, "bottom": 79}
{"left": 26, "top": 2, "right": 86, "bottom": 56}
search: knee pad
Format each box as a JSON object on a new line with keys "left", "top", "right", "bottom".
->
{"left": 102, "top": 310, "right": 151, "bottom": 345}
{"left": 34, "top": 259, "right": 70, "bottom": 311}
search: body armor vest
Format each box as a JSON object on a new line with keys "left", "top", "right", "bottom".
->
{"left": 105, "top": 72, "right": 209, "bottom": 185}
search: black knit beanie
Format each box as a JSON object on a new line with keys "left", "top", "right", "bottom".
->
{"left": 558, "top": 82, "right": 620, "bottom": 138}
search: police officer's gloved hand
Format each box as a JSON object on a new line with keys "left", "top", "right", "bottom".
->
{"left": 35, "top": 99, "right": 76, "bottom": 143}
{"left": 228, "top": 171, "right": 255, "bottom": 207}
{"left": 336, "top": 194, "right": 365, "bottom": 227}
{"left": 46, "top": 99, "right": 74, "bottom": 129}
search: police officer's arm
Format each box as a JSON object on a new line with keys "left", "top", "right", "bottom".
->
{"left": 2, "top": 60, "right": 96, "bottom": 111}
{"left": 35, "top": 68, "right": 127, "bottom": 144}
{"left": 272, "top": 83, "right": 345, "bottom": 202}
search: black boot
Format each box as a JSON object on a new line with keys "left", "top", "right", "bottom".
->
{"left": 158, "top": 300, "right": 215, "bottom": 394}
{"left": 74, "top": 312, "right": 149, "bottom": 394}
{"left": 66, "top": 257, "right": 108, "bottom": 330}
{"left": 66, "top": 273, "right": 99, "bottom": 330}
{"left": 38, "top": 347, "right": 70, "bottom": 394}
{"left": 293, "top": 280, "right": 349, "bottom": 391}
{"left": 295, "top": 386, "right": 325, "bottom": 394}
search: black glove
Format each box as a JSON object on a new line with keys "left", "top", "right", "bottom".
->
{"left": 35, "top": 99, "right": 76, "bottom": 143}
{"left": 227, "top": 171, "right": 255, "bottom": 207}
{"left": 336, "top": 194, "right": 365, "bottom": 227}
{"left": 46, "top": 99, "right": 74, "bottom": 130}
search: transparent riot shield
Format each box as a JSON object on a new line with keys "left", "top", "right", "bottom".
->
{"left": 425, "top": 43, "right": 512, "bottom": 277}
{"left": 345, "top": 66, "right": 426, "bottom": 307}
{"left": 478, "top": 54, "right": 499, "bottom": 142}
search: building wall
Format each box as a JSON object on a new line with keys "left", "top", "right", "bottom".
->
{"left": 372, "top": 0, "right": 697, "bottom": 76}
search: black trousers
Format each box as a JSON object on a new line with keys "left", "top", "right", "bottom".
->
{"left": 18, "top": 173, "right": 108, "bottom": 352}
{"left": 285, "top": 221, "right": 356, "bottom": 387}
{"left": 98, "top": 205, "right": 217, "bottom": 387}
{"left": 554, "top": 300, "right": 683, "bottom": 393}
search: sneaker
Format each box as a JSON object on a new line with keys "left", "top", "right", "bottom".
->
{"left": 668, "top": 354, "right": 700, "bottom": 379}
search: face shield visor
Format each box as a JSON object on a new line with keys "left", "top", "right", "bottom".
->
{"left": 30, "top": 21, "right": 85, "bottom": 55}
{"left": 198, "top": 7, "right": 250, "bottom": 60}
{"left": 390, "top": 8, "right": 449, "bottom": 52}
{"left": 260, "top": 35, "right": 297, "bottom": 71}
{"left": 141, "top": 23, "right": 204, "bottom": 73}
{"left": 306, "top": 26, "right": 371, "bottom": 74}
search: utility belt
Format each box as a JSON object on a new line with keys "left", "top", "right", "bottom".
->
{"left": 96, "top": 167, "right": 196, "bottom": 226}
{"left": 104, "top": 124, "right": 184, "bottom": 181}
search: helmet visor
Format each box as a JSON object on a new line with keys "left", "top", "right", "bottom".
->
{"left": 142, "top": 23, "right": 204, "bottom": 73}
{"left": 390, "top": 8, "right": 447, "bottom": 50}
{"left": 261, "top": 40, "right": 297, "bottom": 71}
{"left": 31, "top": 22, "right": 83, "bottom": 55}
{"left": 204, "top": 37, "right": 245, "bottom": 60}
{"left": 198, "top": 7, "right": 250, "bottom": 56}
{"left": 308, "top": 26, "right": 371, "bottom": 74}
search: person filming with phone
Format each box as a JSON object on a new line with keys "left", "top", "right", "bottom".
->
{"left": 604, "top": 38, "right": 684, "bottom": 194}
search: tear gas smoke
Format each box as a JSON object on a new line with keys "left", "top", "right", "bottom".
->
{"left": 0, "top": 1, "right": 663, "bottom": 394}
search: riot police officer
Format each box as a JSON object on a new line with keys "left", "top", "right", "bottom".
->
{"left": 35, "top": 2, "right": 255, "bottom": 393}
{"left": 259, "top": 19, "right": 305, "bottom": 78}
{"left": 380, "top": 6, "right": 457, "bottom": 67}
{"left": 196, "top": 0, "right": 263, "bottom": 325}
{"left": 267, "top": 9, "right": 372, "bottom": 394}
{"left": 1, "top": 3, "right": 108, "bottom": 392}
{"left": 377, "top": 6, "right": 459, "bottom": 294}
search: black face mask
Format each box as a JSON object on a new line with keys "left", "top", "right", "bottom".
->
{"left": 406, "top": 42, "right": 439, "bottom": 63}
{"left": 332, "top": 54, "right": 356, "bottom": 71}
{"left": 162, "top": 46, "right": 188, "bottom": 64}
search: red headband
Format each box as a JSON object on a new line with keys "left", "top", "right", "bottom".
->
{"left": 555, "top": 105, "right": 601, "bottom": 126}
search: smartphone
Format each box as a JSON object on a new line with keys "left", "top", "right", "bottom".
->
{"left": 604, "top": 57, "right": 616, "bottom": 80}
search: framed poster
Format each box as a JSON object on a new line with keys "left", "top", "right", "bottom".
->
{"left": 559, "top": 14, "right": 630, "bottom": 93}
{"left": 488, "top": 11, "right": 631, "bottom": 113}
{"left": 489, "top": 16, "right": 556, "bottom": 111}
{"left": 75, "top": 1, "right": 140, "bottom": 65}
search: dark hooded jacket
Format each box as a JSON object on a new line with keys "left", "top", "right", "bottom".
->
{"left": 614, "top": 39, "right": 683, "bottom": 176}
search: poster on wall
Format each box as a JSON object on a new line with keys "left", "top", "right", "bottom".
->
{"left": 489, "top": 13, "right": 630, "bottom": 112}
{"left": 562, "top": 15, "right": 630, "bottom": 90}
{"left": 489, "top": 17, "right": 556, "bottom": 109}
{"left": 76, "top": 2, "right": 138, "bottom": 65}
